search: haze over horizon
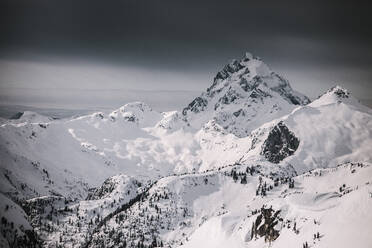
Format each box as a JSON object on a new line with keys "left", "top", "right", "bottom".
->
{"left": 1, "top": 0, "right": 372, "bottom": 111}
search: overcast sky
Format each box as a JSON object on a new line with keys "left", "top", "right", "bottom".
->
{"left": 1, "top": 0, "right": 371, "bottom": 111}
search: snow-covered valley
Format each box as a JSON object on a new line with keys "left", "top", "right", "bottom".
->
{"left": 1, "top": 53, "right": 371, "bottom": 248}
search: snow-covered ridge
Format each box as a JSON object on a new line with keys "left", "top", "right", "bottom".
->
{"left": 108, "top": 102, "right": 162, "bottom": 127}
{"left": 240, "top": 86, "right": 372, "bottom": 173}
{"left": 0, "top": 111, "right": 53, "bottom": 125}
{"left": 310, "top": 85, "right": 365, "bottom": 109}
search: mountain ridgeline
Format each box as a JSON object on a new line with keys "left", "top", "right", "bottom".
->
{"left": 182, "top": 52, "right": 309, "bottom": 137}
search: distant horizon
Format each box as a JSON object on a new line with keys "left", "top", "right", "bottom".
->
{"left": 1, "top": 86, "right": 372, "bottom": 120}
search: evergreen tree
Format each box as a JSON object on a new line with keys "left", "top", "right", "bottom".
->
{"left": 250, "top": 222, "right": 255, "bottom": 240}
{"left": 241, "top": 175, "right": 247, "bottom": 184}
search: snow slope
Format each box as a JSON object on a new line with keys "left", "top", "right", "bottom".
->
{"left": 29, "top": 162, "right": 372, "bottom": 248}
{"left": 180, "top": 162, "right": 372, "bottom": 248}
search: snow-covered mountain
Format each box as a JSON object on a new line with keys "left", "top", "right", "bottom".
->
{"left": 1, "top": 53, "right": 371, "bottom": 248}
{"left": 177, "top": 52, "right": 309, "bottom": 137}
{"left": 240, "top": 85, "right": 372, "bottom": 174}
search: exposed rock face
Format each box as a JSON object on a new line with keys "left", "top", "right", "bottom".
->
{"left": 182, "top": 97, "right": 208, "bottom": 115}
{"left": 328, "top": 85, "right": 350, "bottom": 99}
{"left": 261, "top": 121, "right": 299, "bottom": 163}
{"left": 251, "top": 206, "right": 282, "bottom": 243}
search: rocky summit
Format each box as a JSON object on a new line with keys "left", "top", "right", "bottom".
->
{"left": 182, "top": 53, "right": 309, "bottom": 137}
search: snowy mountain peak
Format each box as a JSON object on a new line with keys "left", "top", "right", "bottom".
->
{"left": 112, "top": 101, "right": 154, "bottom": 116}
{"left": 211, "top": 52, "right": 270, "bottom": 85}
{"left": 109, "top": 101, "right": 162, "bottom": 127}
{"left": 327, "top": 85, "right": 350, "bottom": 98}
{"left": 310, "top": 85, "right": 366, "bottom": 109}
{"left": 181, "top": 52, "right": 310, "bottom": 137}
{"left": 243, "top": 51, "right": 254, "bottom": 60}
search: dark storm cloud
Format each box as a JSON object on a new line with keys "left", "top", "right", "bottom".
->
{"left": 0, "top": 0, "right": 372, "bottom": 109}
{"left": 2, "top": 0, "right": 371, "bottom": 62}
